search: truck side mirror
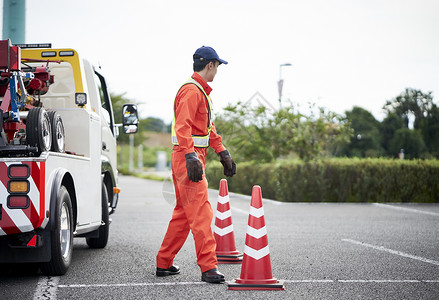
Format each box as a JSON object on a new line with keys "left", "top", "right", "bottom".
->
{"left": 122, "top": 104, "right": 139, "bottom": 134}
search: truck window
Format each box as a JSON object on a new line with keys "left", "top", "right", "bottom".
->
{"left": 94, "top": 73, "right": 110, "bottom": 125}
{"left": 94, "top": 71, "right": 115, "bottom": 135}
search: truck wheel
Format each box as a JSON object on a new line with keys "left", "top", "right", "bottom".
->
{"left": 86, "top": 183, "right": 109, "bottom": 249}
{"left": 48, "top": 111, "right": 65, "bottom": 153}
{"left": 26, "top": 107, "right": 52, "bottom": 153}
{"left": 40, "top": 186, "right": 73, "bottom": 276}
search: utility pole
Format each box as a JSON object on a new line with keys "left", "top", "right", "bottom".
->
{"left": 129, "top": 134, "right": 134, "bottom": 173}
{"left": 138, "top": 144, "right": 143, "bottom": 170}
{"left": 2, "top": 0, "right": 26, "bottom": 44}
{"left": 278, "top": 63, "right": 292, "bottom": 109}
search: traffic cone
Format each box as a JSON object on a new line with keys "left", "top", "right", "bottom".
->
{"left": 214, "top": 179, "right": 243, "bottom": 264}
{"left": 228, "top": 185, "right": 285, "bottom": 290}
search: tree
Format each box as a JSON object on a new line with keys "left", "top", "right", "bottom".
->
{"left": 273, "top": 104, "right": 352, "bottom": 160}
{"left": 214, "top": 103, "right": 275, "bottom": 162}
{"left": 419, "top": 105, "right": 439, "bottom": 157}
{"left": 341, "top": 106, "right": 383, "bottom": 157}
{"left": 383, "top": 88, "right": 435, "bottom": 129}
{"left": 388, "top": 128, "right": 426, "bottom": 159}
{"left": 380, "top": 113, "right": 404, "bottom": 155}
{"left": 214, "top": 101, "right": 352, "bottom": 162}
{"left": 383, "top": 88, "right": 439, "bottom": 158}
{"left": 139, "top": 117, "right": 167, "bottom": 133}
{"left": 110, "top": 92, "right": 131, "bottom": 124}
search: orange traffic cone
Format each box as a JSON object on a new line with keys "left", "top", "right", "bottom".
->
{"left": 228, "top": 185, "right": 285, "bottom": 290}
{"left": 214, "top": 179, "right": 243, "bottom": 264}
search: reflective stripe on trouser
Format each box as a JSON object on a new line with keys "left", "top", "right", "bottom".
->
{"left": 156, "top": 148, "right": 217, "bottom": 273}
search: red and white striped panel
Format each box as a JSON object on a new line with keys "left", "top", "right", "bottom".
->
{"left": 244, "top": 205, "right": 270, "bottom": 260}
{"left": 0, "top": 161, "right": 45, "bottom": 236}
{"left": 214, "top": 192, "right": 234, "bottom": 236}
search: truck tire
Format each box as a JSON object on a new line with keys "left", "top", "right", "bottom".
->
{"left": 40, "top": 186, "right": 73, "bottom": 276}
{"left": 86, "top": 183, "right": 109, "bottom": 249}
{"left": 48, "top": 111, "right": 65, "bottom": 153}
{"left": 26, "top": 107, "right": 52, "bottom": 153}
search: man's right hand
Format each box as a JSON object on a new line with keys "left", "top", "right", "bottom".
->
{"left": 185, "top": 152, "right": 203, "bottom": 182}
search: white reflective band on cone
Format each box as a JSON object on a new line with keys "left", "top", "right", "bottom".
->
{"left": 244, "top": 245, "right": 270, "bottom": 260}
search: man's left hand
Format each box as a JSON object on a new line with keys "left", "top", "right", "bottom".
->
{"left": 217, "top": 150, "right": 236, "bottom": 177}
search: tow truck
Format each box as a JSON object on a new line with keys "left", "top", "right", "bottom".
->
{"left": 0, "top": 40, "right": 138, "bottom": 275}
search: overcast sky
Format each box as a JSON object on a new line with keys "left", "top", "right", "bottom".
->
{"left": 2, "top": 0, "right": 438, "bottom": 123}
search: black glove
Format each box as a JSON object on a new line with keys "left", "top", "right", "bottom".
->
{"left": 217, "top": 150, "right": 236, "bottom": 177}
{"left": 185, "top": 152, "right": 203, "bottom": 182}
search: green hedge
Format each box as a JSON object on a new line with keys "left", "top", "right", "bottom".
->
{"left": 206, "top": 158, "right": 439, "bottom": 203}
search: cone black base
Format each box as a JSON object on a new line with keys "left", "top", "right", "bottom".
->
{"left": 227, "top": 280, "right": 285, "bottom": 290}
{"left": 217, "top": 253, "right": 243, "bottom": 264}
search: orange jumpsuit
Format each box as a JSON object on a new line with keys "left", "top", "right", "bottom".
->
{"left": 156, "top": 73, "right": 226, "bottom": 273}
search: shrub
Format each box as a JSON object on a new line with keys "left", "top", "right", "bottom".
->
{"left": 206, "top": 158, "right": 439, "bottom": 203}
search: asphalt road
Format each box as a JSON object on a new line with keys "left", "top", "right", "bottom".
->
{"left": 1, "top": 175, "right": 439, "bottom": 299}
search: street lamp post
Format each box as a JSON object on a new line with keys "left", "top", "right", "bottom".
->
{"left": 2, "top": 0, "right": 26, "bottom": 44}
{"left": 278, "top": 63, "right": 292, "bottom": 109}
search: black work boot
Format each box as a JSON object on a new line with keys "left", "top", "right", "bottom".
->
{"left": 201, "top": 268, "right": 225, "bottom": 283}
{"left": 156, "top": 265, "right": 180, "bottom": 277}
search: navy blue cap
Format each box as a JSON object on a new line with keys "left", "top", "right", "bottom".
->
{"left": 193, "top": 46, "right": 228, "bottom": 65}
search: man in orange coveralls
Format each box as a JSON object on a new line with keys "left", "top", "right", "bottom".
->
{"left": 156, "top": 46, "right": 236, "bottom": 283}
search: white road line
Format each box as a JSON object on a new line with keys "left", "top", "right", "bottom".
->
{"left": 342, "top": 238, "right": 439, "bottom": 266}
{"left": 58, "top": 282, "right": 207, "bottom": 288}
{"left": 286, "top": 280, "right": 439, "bottom": 283}
{"left": 33, "top": 276, "right": 59, "bottom": 300}
{"left": 57, "top": 280, "right": 439, "bottom": 289}
{"left": 286, "top": 280, "right": 334, "bottom": 283}
{"left": 337, "top": 280, "right": 421, "bottom": 283}
{"left": 373, "top": 203, "right": 439, "bottom": 217}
